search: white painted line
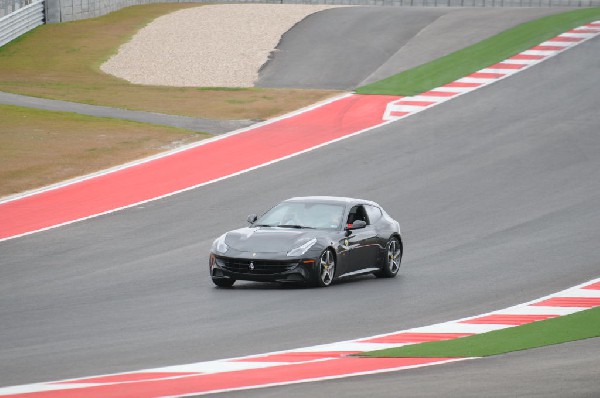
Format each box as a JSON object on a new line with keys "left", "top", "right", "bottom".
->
{"left": 288, "top": 342, "right": 407, "bottom": 352}
{"left": 501, "top": 59, "right": 540, "bottom": 65}
{"left": 521, "top": 50, "right": 558, "bottom": 56}
{"left": 405, "top": 322, "right": 511, "bottom": 334}
{"left": 497, "top": 305, "right": 582, "bottom": 316}
{"left": 561, "top": 32, "right": 596, "bottom": 38}
{"left": 539, "top": 40, "right": 574, "bottom": 47}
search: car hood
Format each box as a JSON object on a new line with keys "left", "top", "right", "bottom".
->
{"left": 224, "top": 227, "right": 319, "bottom": 253}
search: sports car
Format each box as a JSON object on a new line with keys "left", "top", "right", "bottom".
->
{"left": 209, "top": 196, "right": 402, "bottom": 288}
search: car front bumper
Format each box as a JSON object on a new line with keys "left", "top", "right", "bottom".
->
{"left": 209, "top": 251, "right": 317, "bottom": 284}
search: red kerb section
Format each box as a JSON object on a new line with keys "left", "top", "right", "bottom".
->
{"left": 489, "top": 62, "right": 526, "bottom": 69}
{"left": 0, "top": 94, "right": 398, "bottom": 240}
{"left": 548, "top": 36, "right": 582, "bottom": 42}
{"left": 531, "top": 45, "right": 564, "bottom": 51}
{"left": 52, "top": 372, "right": 201, "bottom": 385}
{"left": 360, "top": 333, "right": 473, "bottom": 344}
{"left": 395, "top": 100, "right": 436, "bottom": 106}
{"left": 420, "top": 90, "right": 457, "bottom": 97}
{"left": 461, "top": 314, "right": 557, "bottom": 325}
{"left": 443, "top": 82, "right": 481, "bottom": 88}
{"left": 233, "top": 351, "right": 359, "bottom": 363}
{"left": 2, "top": 357, "right": 454, "bottom": 398}
{"left": 510, "top": 54, "right": 545, "bottom": 60}
{"left": 532, "top": 297, "right": 600, "bottom": 308}
{"left": 468, "top": 72, "right": 505, "bottom": 79}
{"left": 582, "top": 282, "right": 600, "bottom": 290}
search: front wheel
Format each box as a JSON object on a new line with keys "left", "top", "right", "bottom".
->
{"left": 312, "top": 249, "right": 336, "bottom": 287}
{"left": 212, "top": 277, "right": 235, "bottom": 288}
{"left": 374, "top": 237, "right": 402, "bottom": 278}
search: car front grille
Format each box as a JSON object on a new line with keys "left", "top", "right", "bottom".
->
{"left": 218, "top": 258, "right": 298, "bottom": 275}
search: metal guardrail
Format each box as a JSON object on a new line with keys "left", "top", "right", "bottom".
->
{"left": 0, "top": 0, "right": 44, "bottom": 47}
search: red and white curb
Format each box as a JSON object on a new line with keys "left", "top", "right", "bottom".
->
{"left": 383, "top": 22, "right": 600, "bottom": 121}
{"left": 1, "top": 277, "right": 599, "bottom": 397}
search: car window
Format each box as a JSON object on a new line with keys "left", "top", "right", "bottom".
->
{"left": 257, "top": 202, "right": 344, "bottom": 229}
{"left": 365, "top": 205, "right": 382, "bottom": 224}
{"left": 347, "top": 205, "right": 369, "bottom": 226}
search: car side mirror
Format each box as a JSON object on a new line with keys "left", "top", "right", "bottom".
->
{"left": 347, "top": 220, "right": 367, "bottom": 231}
{"left": 247, "top": 214, "right": 258, "bottom": 224}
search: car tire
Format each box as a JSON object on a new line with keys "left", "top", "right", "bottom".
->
{"left": 374, "top": 237, "right": 402, "bottom": 278}
{"left": 312, "top": 249, "right": 336, "bottom": 287}
{"left": 212, "top": 277, "right": 235, "bottom": 288}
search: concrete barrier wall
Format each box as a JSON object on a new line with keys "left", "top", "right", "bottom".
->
{"left": 0, "top": 0, "right": 43, "bottom": 46}
{"left": 45, "top": 0, "right": 600, "bottom": 23}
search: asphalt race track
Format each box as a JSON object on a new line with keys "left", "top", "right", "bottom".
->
{"left": 1, "top": 8, "right": 600, "bottom": 397}
{"left": 256, "top": 7, "right": 566, "bottom": 89}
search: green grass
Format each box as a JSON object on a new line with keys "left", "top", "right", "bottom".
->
{"left": 359, "top": 306, "right": 600, "bottom": 358}
{"left": 0, "top": 3, "right": 338, "bottom": 120}
{"left": 356, "top": 8, "right": 600, "bottom": 96}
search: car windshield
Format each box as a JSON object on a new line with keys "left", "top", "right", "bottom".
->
{"left": 256, "top": 202, "right": 345, "bottom": 230}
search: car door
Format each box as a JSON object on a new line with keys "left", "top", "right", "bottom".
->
{"left": 345, "top": 205, "right": 378, "bottom": 272}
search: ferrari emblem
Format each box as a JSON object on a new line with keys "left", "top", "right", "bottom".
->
{"left": 249, "top": 261, "right": 254, "bottom": 271}
{"left": 344, "top": 238, "right": 349, "bottom": 247}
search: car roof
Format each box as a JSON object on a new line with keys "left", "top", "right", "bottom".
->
{"left": 284, "top": 196, "right": 380, "bottom": 208}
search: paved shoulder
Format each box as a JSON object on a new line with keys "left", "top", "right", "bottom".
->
{"left": 0, "top": 91, "right": 254, "bottom": 134}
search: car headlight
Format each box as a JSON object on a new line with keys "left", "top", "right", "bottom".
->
{"left": 212, "top": 234, "right": 229, "bottom": 254}
{"left": 287, "top": 238, "right": 317, "bottom": 257}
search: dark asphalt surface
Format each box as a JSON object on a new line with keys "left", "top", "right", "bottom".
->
{"left": 1, "top": 8, "right": 599, "bottom": 398}
{"left": 257, "top": 7, "right": 567, "bottom": 89}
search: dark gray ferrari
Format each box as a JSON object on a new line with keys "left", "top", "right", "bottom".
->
{"left": 209, "top": 196, "right": 402, "bottom": 288}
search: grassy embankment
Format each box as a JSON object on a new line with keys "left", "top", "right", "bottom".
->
{"left": 0, "top": 3, "right": 337, "bottom": 120}
{"left": 360, "top": 306, "right": 600, "bottom": 358}
{"left": 357, "top": 7, "right": 600, "bottom": 96}
{"left": 0, "top": 3, "right": 337, "bottom": 197}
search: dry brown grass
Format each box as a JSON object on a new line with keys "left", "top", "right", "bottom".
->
{"left": 0, "top": 3, "right": 340, "bottom": 120}
{"left": 0, "top": 104, "right": 209, "bottom": 197}
{"left": 0, "top": 4, "right": 344, "bottom": 197}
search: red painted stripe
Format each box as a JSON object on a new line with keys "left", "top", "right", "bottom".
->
{"left": 0, "top": 94, "right": 398, "bottom": 240}
{"left": 468, "top": 72, "right": 505, "bottom": 79}
{"left": 531, "top": 45, "right": 565, "bottom": 51}
{"left": 586, "top": 22, "right": 600, "bottom": 27}
{"left": 532, "top": 297, "right": 600, "bottom": 308}
{"left": 389, "top": 111, "right": 411, "bottom": 117}
{"left": 1, "top": 357, "right": 454, "bottom": 398}
{"left": 568, "top": 28, "right": 599, "bottom": 34}
{"left": 489, "top": 62, "right": 527, "bottom": 70}
{"left": 420, "top": 90, "right": 458, "bottom": 97}
{"left": 509, "top": 54, "right": 545, "bottom": 61}
{"left": 548, "top": 36, "right": 582, "bottom": 43}
{"left": 52, "top": 372, "right": 201, "bottom": 384}
{"left": 360, "top": 332, "right": 473, "bottom": 344}
{"left": 443, "top": 82, "right": 481, "bottom": 88}
{"left": 395, "top": 100, "right": 436, "bottom": 106}
{"left": 582, "top": 282, "right": 600, "bottom": 290}
{"left": 461, "top": 314, "right": 557, "bottom": 325}
{"left": 233, "top": 351, "right": 359, "bottom": 363}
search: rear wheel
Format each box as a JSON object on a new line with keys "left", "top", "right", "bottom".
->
{"left": 313, "top": 249, "right": 335, "bottom": 287}
{"left": 374, "top": 237, "right": 402, "bottom": 278}
{"left": 212, "top": 277, "right": 235, "bottom": 288}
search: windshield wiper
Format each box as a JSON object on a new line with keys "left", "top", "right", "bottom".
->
{"left": 254, "top": 224, "right": 274, "bottom": 227}
{"left": 278, "top": 225, "right": 315, "bottom": 229}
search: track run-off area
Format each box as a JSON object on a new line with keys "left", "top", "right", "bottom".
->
{"left": 1, "top": 10, "right": 599, "bottom": 398}
{"left": 1, "top": 278, "right": 598, "bottom": 397}
{"left": 1, "top": 23, "right": 598, "bottom": 242}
